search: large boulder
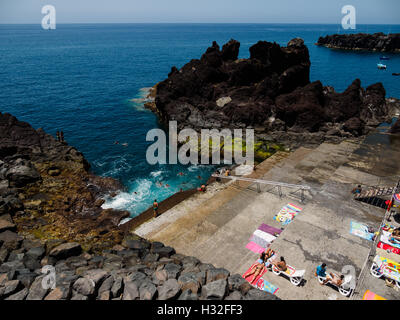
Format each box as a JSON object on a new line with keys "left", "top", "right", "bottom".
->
{"left": 201, "top": 279, "right": 228, "bottom": 300}
{"left": 5, "top": 159, "right": 40, "bottom": 188}
{"left": 206, "top": 268, "right": 230, "bottom": 284}
{"left": 72, "top": 277, "right": 95, "bottom": 296}
{"left": 49, "top": 242, "right": 82, "bottom": 260}
{"left": 178, "top": 272, "right": 200, "bottom": 294}
{"left": 26, "top": 276, "right": 50, "bottom": 300}
{"left": 122, "top": 281, "right": 139, "bottom": 300}
{"left": 157, "top": 279, "right": 181, "bottom": 300}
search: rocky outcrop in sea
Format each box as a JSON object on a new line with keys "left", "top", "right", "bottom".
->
{"left": 316, "top": 32, "right": 400, "bottom": 52}
{"left": 150, "top": 38, "right": 393, "bottom": 149}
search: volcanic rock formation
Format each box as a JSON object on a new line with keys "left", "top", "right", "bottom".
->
{"left": 316, "top": 32, "right": 400, "bottom": 52}
{"left": 151, "top": 38, "right": 392, "bottom": 148}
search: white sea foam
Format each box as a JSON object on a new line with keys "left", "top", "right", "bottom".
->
{"left": 102, "top": 178, "right": 154, "bottom": 215}
{"left": 150, "top": 170, "right": 164, "bottom": 178}
{"left": 129, "top": 87, "right": 153, "bottom": 112}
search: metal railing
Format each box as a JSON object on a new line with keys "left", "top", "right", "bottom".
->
{"left": 212, "top": 174, "right": 311, "bottom": 203}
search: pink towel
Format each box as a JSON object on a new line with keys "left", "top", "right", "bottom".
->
{"left": 246, "top": 241, "right": 266, "bottom": 254}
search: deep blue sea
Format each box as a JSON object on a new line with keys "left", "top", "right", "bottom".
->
{"left": 0, "top": 23, "right": 399, "bottom": 217}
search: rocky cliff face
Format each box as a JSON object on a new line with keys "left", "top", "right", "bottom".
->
{"left": 152, "top": 39, "right": 391, "bottom": 148}
{"left": 316, "top": 32, "right": 400, "bottom": 52}
{"left": 0, "top": 112, "right": 129, "bottom": 253}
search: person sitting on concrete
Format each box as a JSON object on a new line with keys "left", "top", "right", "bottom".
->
{"left": 351, "top": 185, "right": 362, "bottom": 194}
{"left": 264, "top": 248, "right": 276, "bottom": 268}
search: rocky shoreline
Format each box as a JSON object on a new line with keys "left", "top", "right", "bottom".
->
{"left": 0, "top": 112, "right": 132, "bottom": 253}
{"left": 316, "top": 32, "right": 400, "bottom": 52}
{"left": 148, "top": 38, "right": 395, "bottom": 150}
{"left": 0, "top": 112, "right": 277, "bottom": 300}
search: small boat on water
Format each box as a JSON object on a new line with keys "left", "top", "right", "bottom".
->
{"left": 377, "top": 63, "right": 387, "bottom": 70}
{"left": 380, "top": 56, "right": 390, "bottom": 60}
{"left": 393, "top": 73, "right": 400, "bottom": 76}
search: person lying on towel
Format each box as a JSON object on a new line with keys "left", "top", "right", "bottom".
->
{"left": 243, "top": 252, "right": 267, "bottom": 284}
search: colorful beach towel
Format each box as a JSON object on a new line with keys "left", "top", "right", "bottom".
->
{"left": 242, "top": 261, "right": 267, "bottom": 286}
{"left": 378, "top": 241, "right": 400, "bottom": 255}
{"left": 246, "top": 241, "right": 267, "bottom": 254}
{"left": 350, "top": 221, "right": 375, "bottom": 241}
{"left": 254, "top": 278, "right": 279, "bottom": 295}
{"left": 362, "top": 290, "right": 386, "bottom": 300}
{"left": 274, "top": 203, "right": 302, "bottom": 226}
{"left": 286, "top": 203, "right": 303, "bottom": 212}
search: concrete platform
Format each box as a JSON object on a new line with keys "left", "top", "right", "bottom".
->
{"left": 135, "top": 133, "right": 400, "bottom": 300}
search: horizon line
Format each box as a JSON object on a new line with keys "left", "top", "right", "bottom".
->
{"left": 1, "top": 22, "right": 399, "bottom": 26}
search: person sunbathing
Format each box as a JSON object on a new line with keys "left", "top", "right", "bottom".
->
{"left": 327, "top": 273, "right": 344, "bottom": 286}
{"left": 244, "top": 262, "right": 265, "bottom": 284}
{"left": 265, "top": 248, "right": 275, "bottom": 259}
{"left": 243, "top": 252, "right": 266, "bottom": 283}
{"left": 391, "top": 228, "right": 400, "bottom": 241}
{"left": 264, "top": 248, "right": 276, "bottom": 268}
{"left": 272, "top": 256, "right": 287, "bottom": 272}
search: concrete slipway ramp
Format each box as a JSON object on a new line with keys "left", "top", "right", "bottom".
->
{"left": 135, "top": 133, "right": 400, "bottom": 300}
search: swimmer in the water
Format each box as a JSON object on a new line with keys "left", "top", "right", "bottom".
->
{"left": 114, "top": 141, "right": 119, "bottom": 145}
{"left": 178, "top": 172, "right": 184, "bottom": 176}
{"left": 165, "top": 184, "right": 170, "bottom": 188}
{"left": 197, "top": 175, "right": 202, "bottom": 180}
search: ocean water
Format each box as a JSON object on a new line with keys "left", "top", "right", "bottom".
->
{"left": 0, "top": 23, "right": 399, "bottom": 217}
